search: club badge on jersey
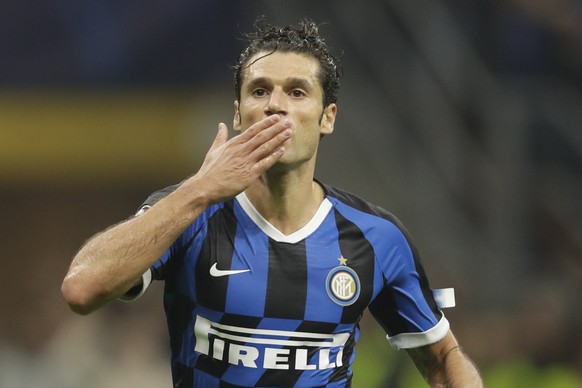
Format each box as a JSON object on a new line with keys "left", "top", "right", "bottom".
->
{"left": 326, "top": 256, "right": 361, "bottom": 306}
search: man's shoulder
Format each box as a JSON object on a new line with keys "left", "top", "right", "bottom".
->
{"left": 137, "top": 183, "right": 232, "bottom": 221}
{"left": 321, "top": 182, "right": 418, "bottom": 254}
{"left": 321, "top": 182, "right": 413, "bottom": 235}
{"left": 321, "top": 182, "right": 392, "bottom": 219}
{"left": 139, "top": 183, "right": 181, "bottom": 209}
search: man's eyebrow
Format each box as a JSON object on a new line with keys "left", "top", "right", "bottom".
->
{"left": 286, "top": 77, "right": 314, "bottom": 91}
{"left": 245, "top": 77, "right": 272, "bottom": 90}
{"left": 245, "top": 76, "right": 314, "bottom": 91}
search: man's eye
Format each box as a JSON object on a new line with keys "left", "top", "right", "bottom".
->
{"left": 252, "top": 89, "right": 267, "bottom": 97}
{"left": 291, "top": 90, "right": 305, "bottom": 98}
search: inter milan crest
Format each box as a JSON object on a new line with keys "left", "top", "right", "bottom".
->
{"left": 325, "top": 256, "right": 360, "bottom": 306}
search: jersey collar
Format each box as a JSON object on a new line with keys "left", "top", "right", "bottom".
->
{"left": 235, "top": 192, "right": 332, "bottom": 244}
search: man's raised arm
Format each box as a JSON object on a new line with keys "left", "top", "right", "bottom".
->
{"left": 62, "top": 116, "right": 292, "bottom": 314}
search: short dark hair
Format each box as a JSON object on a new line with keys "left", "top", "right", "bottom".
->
{"left": 233, "top": 17, "right": 341, "bottom": 107}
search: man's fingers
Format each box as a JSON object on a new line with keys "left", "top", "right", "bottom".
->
{"left": 249, "top": 127, "right": 292, "bottom": 160}
{"left": 238, "top": 115, "right": 290, "bottom": 142}
{"left": 195, "top": 118, "right": 291, "bottom": 202}
{"left": 239, "top": 117, "right": 292, "bottom": 155}
{"left": 251, "top": 146, "right": 286, "bottom": 174}
{"left": 239, "top": 114, "right": 282, "bottom": 140}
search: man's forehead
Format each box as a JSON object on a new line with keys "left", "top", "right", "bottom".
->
{"left": 243, "top": 51, "right": 321, "bottom": 84}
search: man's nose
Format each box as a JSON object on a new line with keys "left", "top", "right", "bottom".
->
{"left": 265, "top": 89, "right": 287, "bottom": 116}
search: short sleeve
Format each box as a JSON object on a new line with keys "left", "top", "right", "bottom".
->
{"left": 368, "top": 222, "right": 449, "bottom": 349}
{"left": 118, "top": 269, "right": 153, "bottom": 302}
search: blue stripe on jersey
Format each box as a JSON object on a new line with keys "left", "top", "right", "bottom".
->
{"left": 224, "top": 199, "right": 270, "bottom": 317}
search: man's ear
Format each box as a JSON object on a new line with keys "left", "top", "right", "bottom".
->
{"left": 233, "top": 100, "right": 242, "bottom": 132}
{"left": 320, "top": 103, "right": 337, "bottom": 136}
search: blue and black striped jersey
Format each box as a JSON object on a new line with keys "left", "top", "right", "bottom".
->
{"left": 132, "top": 182, "right": 449, "bottom": 387}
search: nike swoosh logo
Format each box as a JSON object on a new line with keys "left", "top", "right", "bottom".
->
{"left": 209, "top": 263, "right": 251, "bottom": 277}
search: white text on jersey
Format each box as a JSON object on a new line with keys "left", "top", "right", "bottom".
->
{"left": 194, "top": 315, "right": 349, "bottom": 370}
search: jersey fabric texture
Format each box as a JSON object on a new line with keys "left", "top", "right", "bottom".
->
{"left": 129, "top": 182, "right": 449, "bottom": 388}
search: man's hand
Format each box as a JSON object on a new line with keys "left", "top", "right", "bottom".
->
{"left": 187, "top": 114, "right": 292, "bottom": 204}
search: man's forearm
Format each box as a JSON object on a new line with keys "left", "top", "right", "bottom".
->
{"left": 434, "top": 347, "right": 483, "bottom": 388}
{"left": 408, "top": 331, "right": 483, "bottom": 388}
{"left": 61, "top": 183, "right": 209, "bottom": 315}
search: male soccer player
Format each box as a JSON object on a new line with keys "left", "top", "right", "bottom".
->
{"left": 62, "top": 18, "right": 483, "bottom": 387}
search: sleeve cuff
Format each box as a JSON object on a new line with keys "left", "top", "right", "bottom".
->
{"left": 118, "top": 269, "right": 152, "bottom": 302}
{"left": 386, "top": 315, "right": 450, "bottom": 350}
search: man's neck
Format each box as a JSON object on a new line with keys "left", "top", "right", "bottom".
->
{"left": 244, "top": 169, "right": 325, "bottom": 236}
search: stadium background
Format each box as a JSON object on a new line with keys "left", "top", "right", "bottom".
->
{"left": 1, "top": 0, "right": 581, "bottom": 386}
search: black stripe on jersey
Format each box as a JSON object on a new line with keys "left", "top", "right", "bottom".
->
{"left": 219, "top": 312, "right": 263, "bottom": 328}
{"left": 166, "top": 295, "right": 197, "bottom": 388}
{"left": 194, "top": 353, "right": 230, "bottom": 383}
{"left": 194, "top": 314, "right": 263, "bottom": 380}
{"left": 368, "top": 285, "right": 406, "bottom": 334}
{"left": 196, "top": 200, "right": 237, "bottom": 312}
{"left": 172, "top": 361, "right": 194, "bottom": 388}
{"left": 166, "top": 294, "right": 197, "bottom": 353}
{"left": 333, "top": 209, "right": 376, "bottom": 324}
{"left": 264, "top": 240, "right": 308, "bottom": 319}
{"left": 255, "top": 367, "right": 293, "bottom": 387}
{"left": 324, "top": 183, "right": 441, "bottom": 318}
{"left": 219, "top": 381, "right": 249, "bottom": 388}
